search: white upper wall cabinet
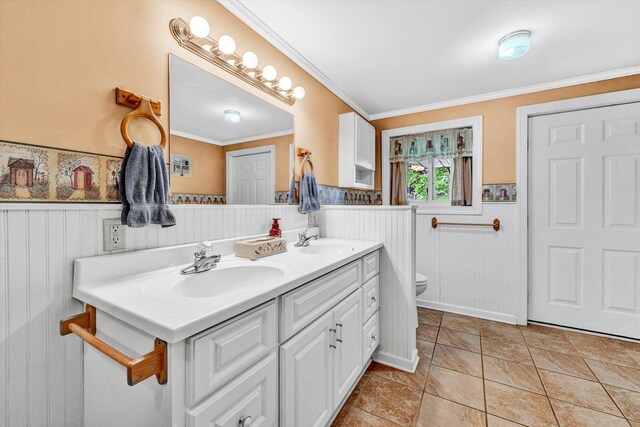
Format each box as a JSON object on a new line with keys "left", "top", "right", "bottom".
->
{"left": 339, "top": 112, "right": 376, "bottom": 189}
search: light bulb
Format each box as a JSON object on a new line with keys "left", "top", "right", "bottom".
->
{"left": 262, "top": 65, "right": 277, "bottom": 81}
{"left": 218, "top": 35, "right": 236, "bottom": 55}
{"left": 242, "top": 51, "right": 259, "bottom": 69}
{"left": 278, "top": 76, "right": 292, "bottom": 91}
{"left": 189, "top": 16, "right": 210, "bottom": 38}
{"left": 293, "top": 86, "right": 306, "bottom": 100}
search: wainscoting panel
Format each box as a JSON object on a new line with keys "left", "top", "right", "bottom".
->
{"left": 0, "top": 204, "right": 306, "bottom": 427}
{"left": 416, "top": 203, "right": 519, "bottom": 323}
{"left": 320, "top": 206, "right": 417, "bottom": 371}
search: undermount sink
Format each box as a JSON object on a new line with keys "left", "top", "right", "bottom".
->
{"left": 143, "top": 260, "right": 290, "bottom": 299}
{"left": 300, "top": 244, "right": 355, "bottom": 255}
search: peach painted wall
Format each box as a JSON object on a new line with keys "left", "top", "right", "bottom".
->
{"left": 170, "top": 135, "right": 225, "bottom": 195}
{"left": 223, "top": 134, "right": 293, "bottom": 192}
{"left": 372, "top": 75, "right": 640, "bottom": 184}
{"left": 0, "top": 0, "right": 353, "bottom": 189}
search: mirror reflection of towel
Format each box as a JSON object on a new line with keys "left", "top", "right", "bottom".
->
{"left": 119, "top": 142, "right": 176, "bottom": 228}
{"left": 298, "top": 172, "right": 320, "bottom": 213}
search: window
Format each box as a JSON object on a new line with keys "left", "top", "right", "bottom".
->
{"left": 382, "top": 116, "right": 483, "bottom": 214}
{"left": 407, "top": 158, "right": 455, "bottom": 203}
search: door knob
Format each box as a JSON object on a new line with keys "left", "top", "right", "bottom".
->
{"left": 239, "top": 415, "right": 253, "bottom": 427}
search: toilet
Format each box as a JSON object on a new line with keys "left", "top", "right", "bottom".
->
{"left": 415, "top": 272, "right": 429, "bottom": 327}
{"left": 416, "top": 272, "right": 429, "bottom": 297}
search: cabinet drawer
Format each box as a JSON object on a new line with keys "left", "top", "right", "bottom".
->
{"left": 362, "top": 312, "right": 379, "bottom": 365}
{"left": 361, "top": 275, "right": 379, "bottom": 324}
{"left": 187, "top": 301, "right": 277, "bottom": 406}
{"left": 281, "top": 261, "right": 360, "bottom": 341}
{"left": 186, "top": 352, "right": 278, "bottom": 427}
{"left": 362, "top": 251, "right": 379, "bottom": 283}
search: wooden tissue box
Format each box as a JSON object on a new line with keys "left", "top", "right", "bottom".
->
{"left": 235, "top": 237, "right": 287, "bottom": 260}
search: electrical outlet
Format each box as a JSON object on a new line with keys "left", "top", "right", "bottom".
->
{"left": 103, "top": 218, "right": 126, "bottom": 251}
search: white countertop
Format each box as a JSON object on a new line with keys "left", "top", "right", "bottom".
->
{"left": 73, "top": 237, "right": 382, "bottom": 343}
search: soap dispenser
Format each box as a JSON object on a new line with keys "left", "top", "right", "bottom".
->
{"left": 269, "top": 218, "right": 281, "bottom": 238}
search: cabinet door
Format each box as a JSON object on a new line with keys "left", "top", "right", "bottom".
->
{"left": 332, "top": 289, "right": 363, "bottom": 407}
{"left": 354, "top": 116, "right": 374, "bottom": 169}
{"left": 280, "top": 311, "right": 334, "bottom": 427}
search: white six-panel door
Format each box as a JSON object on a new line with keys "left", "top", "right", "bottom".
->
{"left": 529, "top": 102, "right": 640, "bottom": 339}
{"left": 228, "top": 149, "right": 274, "bottom": 205}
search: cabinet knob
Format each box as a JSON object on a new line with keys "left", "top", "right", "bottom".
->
{"left": 371, "top": 296, "right": 377, "bottom": 302}
{"left": 329, "top": 344, "right": 337, "bottom": 349}
{"left": 371, "top": 335, "right": 377, "bottom": 342}
{"left": 239, "top": 416, "right": 253, "bottom": 427}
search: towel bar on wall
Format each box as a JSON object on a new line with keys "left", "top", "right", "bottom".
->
{"left": 60, "top": 305, "right": 167, "bottom": 386}
{"left": 431, "top": 217, "right": 501, "bottom": 232}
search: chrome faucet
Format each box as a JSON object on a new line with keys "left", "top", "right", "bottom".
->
{"left": 294, "top": 228, "right": 318, "bottom": 247}
{"left": 180, "top": 242, "right": 221, "bottom": 275}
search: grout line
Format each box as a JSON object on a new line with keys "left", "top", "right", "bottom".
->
{"left": 581, "top": 356, "right": 631, "bottom": 421}
{"left": 523, "top": 338, "right": 561, "bottom": 426}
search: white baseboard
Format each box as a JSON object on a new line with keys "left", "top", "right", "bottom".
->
{"left": 372, "top": 348, "right": 419, "bottom": 373}
{"left": 417, "top": 300, "right": 518, "bottom": 325}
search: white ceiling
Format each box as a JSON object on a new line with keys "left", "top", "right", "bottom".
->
{"left": 230, "top": 0, "right": 640, "bottom": 118}
{"left": 169, "top": 55, "right": 293, "bottom": 145}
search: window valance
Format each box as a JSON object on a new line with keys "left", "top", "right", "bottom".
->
{"left": 389, "top": 127, "right": 473, "bottom": 162}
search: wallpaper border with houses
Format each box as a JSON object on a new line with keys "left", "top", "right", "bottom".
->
{"left": 0, "top": 140, "right": 123, "bottom": 203}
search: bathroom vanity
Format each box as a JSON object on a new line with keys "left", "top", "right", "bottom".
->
{"left": 70, "top": 234, "right": 381, "bottom": 427}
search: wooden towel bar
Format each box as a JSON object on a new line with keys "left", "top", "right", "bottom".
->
{"left": 60, "top": 305, "right": 167, "bottom": 386}
{"left": 432, "top": 217, "right": 501, "bottom": 232}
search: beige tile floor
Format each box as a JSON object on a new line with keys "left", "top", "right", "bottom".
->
{"left": 332, "top": 308, "right": 640, "bottom": 427}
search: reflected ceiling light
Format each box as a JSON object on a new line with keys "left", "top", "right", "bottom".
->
{"left": 293, "top": 86, "right": 306, "bottom": 100}
{"left": 224, "top": 110, "right": 241, "bottom": 124}
{"left": 189, "top": 16, "right": 210, "bottom": 38}
{"left": 499, "top": 30, "right": 531, "bottom": 60}
{"left": 261, "top": 65, "right": 277, "bottom": 81}
{"left": 218, "top": 35, "right": 236, "bottom": 55}
{"left": 278, "top": 76, "right": 292, "bottom": 91}
{"left": 171, "top": 17, "right": 305, "bottom": 105}
{"left": 241, "top": 51, "right": 259, "bottom": 69}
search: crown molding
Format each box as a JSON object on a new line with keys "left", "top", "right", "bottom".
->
{"left": 217, "top": 0, "right": 371, "bottom": 119}
{"left": 369, "top": 65, "right": 640, "bottom": 120}
{"left": 224, "top": 129, "right": 294, "bottom": 145}
{"left": 170, "top": 130, "right": 223, "bottom": 146}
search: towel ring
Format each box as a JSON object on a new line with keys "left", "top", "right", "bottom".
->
{"left": 120, "top": 98, "right": 167, "bottom": 149}
{"left": 301, "top": 155, "right": 314, "bottom": 176}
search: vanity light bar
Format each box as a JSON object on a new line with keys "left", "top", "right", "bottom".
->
{"left": 169, "top": 17, "right": 305, "bottom": 106}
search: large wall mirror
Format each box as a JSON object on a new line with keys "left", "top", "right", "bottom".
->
{"left": 169, "top": 54, "right": 294, "bottom": 205}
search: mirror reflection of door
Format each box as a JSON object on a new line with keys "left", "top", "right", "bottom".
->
{"left": 227, "top": 148, "right": 274, "bottom": 204}
{"left": 169, "top": 54, "right": 294, "bottom": 205}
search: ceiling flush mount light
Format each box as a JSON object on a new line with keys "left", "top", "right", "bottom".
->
{"left": 169, "top": 17, "right": 304, "bottom": 105}
{"left": 224, "top": 110, "right": 241, "bottom": 124}
{"left": 499, "top": 30, "right": 531, "bottom": 61}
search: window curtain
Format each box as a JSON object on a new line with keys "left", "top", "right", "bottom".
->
{"left": 452, "top": 156, "right": 472, "bottom": 206}
{"left": 391, "top": 126, "right": 473, "bottom": 206}
{"left": 391, "top": 162, "right": 408, "bottom": 205}
{"left": 389, "top": 127, "right": 472, "bottom": 163}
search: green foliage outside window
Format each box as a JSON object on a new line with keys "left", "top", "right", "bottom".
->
{"left": 435, "top": 167, "right": 451, "bottom": 200}
{"left": 406, "top": 162, "right": 451, "bottom": 201}
{"left": 407, "top": 165, "right": 428, "bottom": 200}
